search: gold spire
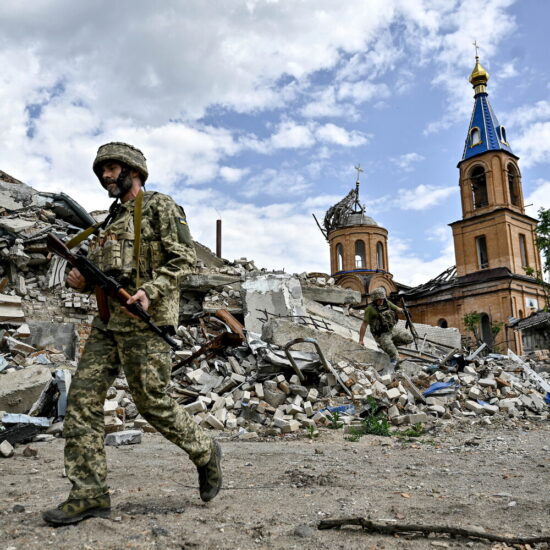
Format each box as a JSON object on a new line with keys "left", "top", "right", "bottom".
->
{"left": 469, "top": 41, "right": 489, "bottom": 94}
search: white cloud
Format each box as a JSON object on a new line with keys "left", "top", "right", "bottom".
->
{"left": 391, "top": 152, "right": 425, "bottom": 172}
{"left": 219, "top": 166, "right": 249, "bottom": 183}
{"left": 499, "top": 62, "right": 518, "bottom": 79}
{"left": 181, "top": 195, "right": 330, "bottom": 274}
{"left": 239, "top": 168, "right": 311, "bottom": 199}
{"left": 395, "top": 184, "right": 456, "bottom": 211}
{"left": 514, "top": 121, "right": 550, "bottom": 168}
{"left": 525, "top": 180, "right": 550, "bottom": 218}
{"left": 315, "top": 124, "right": 369, "bottom": 147}
{"left": 389, "top": 234, "right": 455, "bottom": 287}
{"left": 270, "top": 121, "right": 316, "bottom": 149}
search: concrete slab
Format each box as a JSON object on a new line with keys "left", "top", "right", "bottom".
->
{"left": 301, "top": 285, "right": 361, "bottom": 306}
{"left": 242, "top": 274, "right": 306, "bottom": 335}
{"left": 181, "top": 273, "right": 242, "bottom": 292}
{"left": 261, "top": 318, "right": 388, "bottom": 370}
{"left": 0, "top": 365, "right": 52, "bottom": 414}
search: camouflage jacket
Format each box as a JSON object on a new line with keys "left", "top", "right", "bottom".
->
{"left": 88, "top": 191, "right": 195, "bottom": 332}
{"left": 363, "top": 300, "right": 398, "bottom": 337}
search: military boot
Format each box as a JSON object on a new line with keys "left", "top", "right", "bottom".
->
{"left": 197, "top": 440, "right": 222, "bottom": 502}
{"left": 42, "top": 494, "right": 111, "bottom": 526}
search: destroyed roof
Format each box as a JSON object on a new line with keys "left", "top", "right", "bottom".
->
{"left": 400, "top": 266, "right": 458, "bottom": 298}
{"left": 402, "top": 265, "right": 542, "bottom": 299}
{"left": 510, "top": 311, "right": 550, "bottom": 331}
{"left": 323, "top": 187, "right": 379, "bottom": 235}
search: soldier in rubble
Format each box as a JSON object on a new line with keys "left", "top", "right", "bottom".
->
{"left": 43, "top": 142, "right": 222, "bottom": 526}
{"left": 358, "top": 287, "right": 413, "bottom": 367}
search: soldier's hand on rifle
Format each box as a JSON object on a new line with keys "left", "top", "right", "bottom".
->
{"left": 66, "top": 268, "right": 87, "bottom": 291}
{"left": 124, "top": 289, "right": 150, "bottom": 318}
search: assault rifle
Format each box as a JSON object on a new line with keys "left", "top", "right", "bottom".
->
{"left": 47, "top": 233, "right": 179, "bottom": 350}
{"left": 400, "top": 297, "right": 419, "bottom": 350}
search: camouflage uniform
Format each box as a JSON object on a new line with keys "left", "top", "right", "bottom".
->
{"left": 63, "top": 190, "right": 212, "bottom": 500}
{"left": 364, "top": 300, "right": 413, "bottom": 360}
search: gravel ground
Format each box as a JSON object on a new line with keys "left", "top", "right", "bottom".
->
{"left": 0, "top": 419, "right": 549, "bottom": 550}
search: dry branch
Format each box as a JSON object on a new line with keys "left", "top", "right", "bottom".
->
{"left": 317, "top": 517, "right": 550, "bottom": 544}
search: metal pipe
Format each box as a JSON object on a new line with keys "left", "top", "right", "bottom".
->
{"left": 216, "top": 219, "right": 222, "bottom": 258}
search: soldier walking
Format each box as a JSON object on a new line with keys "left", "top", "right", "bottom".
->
{"left": 43, "top": 142, "right": 222, "bottom": 526}
{"left": 358, "top": 287, "right": 413, "bottom": 366}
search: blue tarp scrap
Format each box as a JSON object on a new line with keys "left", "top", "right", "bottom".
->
{"left": 321, "top": 404, "right": 356, "bottom": 416}
{"left": 545, "top": 392, "right": 550, "bottom": 405}
{"left": 423, "top": 379, "right": 460, "bottom": 396}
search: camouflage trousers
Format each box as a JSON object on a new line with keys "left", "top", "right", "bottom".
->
{"left": 374, "top": 327, "right": 413, "bottom": 360}
{"left": 63, "top": 326, "right": 212, "bottom": 500}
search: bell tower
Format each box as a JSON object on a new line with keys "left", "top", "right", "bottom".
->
{"left": 450, "top": 55, "right": 542, "bottom": 278}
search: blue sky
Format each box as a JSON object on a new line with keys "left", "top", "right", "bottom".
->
{"left": 0, "top": 0, "right": 548, "bottom": 286}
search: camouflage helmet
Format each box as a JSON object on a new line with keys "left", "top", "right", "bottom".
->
{"left": 370, "top": 287, "right": 387, "bottom": 300}
{"left": 93, "top": 142, "right": 148, "bottom": 183}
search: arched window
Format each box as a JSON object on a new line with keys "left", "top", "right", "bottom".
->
{"left": 376, "top": 242, "right": 385, "bottom": 270}
{"left": 507, "top": 163, "right": 520, "bottom": 207}
{"left": 336, "top": 244, "right": 344, "bottom": 271}
{"left": 470, "top": 166, "right": 488, "bottom": 209}
{"left": 354, "top": 240, "right": 365, "bottom": 268}
{"left": 438, "top": 319, "right": 448, "bottom": 328}
{"left": 476, "top": 235, "right": 489, "bottom": 269}
{"left": 500, "top": 126, "right": 508, "bottom": 143}
{"left": 470, "top": 127, "right": 481, "bottom": 146}
{"left": 480, "top": 313, "right": 493, "bottom": 346}
{"left": 519, "top": 234, "right": 528, "bottom": 267}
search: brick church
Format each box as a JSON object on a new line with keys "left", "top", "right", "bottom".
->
{"left": 322, "top": 56, "right": 546, "bottom": 353}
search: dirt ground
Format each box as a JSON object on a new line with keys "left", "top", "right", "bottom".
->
{"left": 0, "top": 419, "right": 549, "bottom": 550}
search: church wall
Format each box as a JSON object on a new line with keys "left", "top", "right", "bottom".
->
{"left": 328, "top": 225, "right": 389, "bottom": 274}
{"left": 405, "top": 278, "right": 546, "bottom": 353}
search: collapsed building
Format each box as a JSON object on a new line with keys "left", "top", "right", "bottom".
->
{"left": 1, "top": 168, "right": 549, "bottom": 456}
{"left": 320, "top": 57, "right": 548, "bottom": 354}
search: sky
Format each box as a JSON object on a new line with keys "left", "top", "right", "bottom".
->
{"left": 0, "top": 0, "right": 548, "bottom": 286}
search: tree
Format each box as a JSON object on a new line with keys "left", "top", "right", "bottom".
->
{"left": 535, "top": 207, "right": 550, "bottom": 280}
{"left": 524, "top": 207, "right": 550, "bottom": 310}
{"left": 463, "top": 311, "right": 481, "bottom": 342}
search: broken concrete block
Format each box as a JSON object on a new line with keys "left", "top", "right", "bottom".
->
{"left": 468, "top": 387, "right": 483, "bottom": 400}
{"left": 388, "top": 405, "right": 400, "bottom": 418}
{"left": 478, "top": 377, "right": 497, "bottom": 388}
{"left": 242, "top": 273, "right": 306, "bottom": 335}
{"left": 5, "top": 336, "right": 36, "bottom": 355}
{"left": 464, "top": 400, "right": 484, "bottom": 414}
{"left": 263, "top": 385, "right": 287, "bottom": 408}
{"left": 405, "top": 412, "right": 428, "bottom": 424}
{"left": 301, "top": 285, "right": 361, "bottom": 306}
{"left": 481, "top": 403, "right": 499, "bottom": 415}
{"left": 280, "top": 419, "right": 300, "bottom": 433}
{"left": 262, "top": 318, "right": 387, "bottom": 370}
{"left": 0, "top": 365, "right": 52, "bottom": 414}
{"left": 104, "top": 416, "right": 123, "bottom": 432}
{"left": 254, "top": 383, "right": 264, "bottom": 399}
{"left": 386, "top": 388, "right": 401, "bottom": 400}
{"left": 103, "top": 400, "right": 118, "bottom": 416}
{"left": 105, "top": 430, "right": 142, "bottom": 446}
{"left": 0, "top": 440, "right": 15, "bottom": 458}
{"left": 205, "top": 414, "right": 224, "bottom": 430}
{"left": 0, "top": 293, "right": 25, "bottom": 322}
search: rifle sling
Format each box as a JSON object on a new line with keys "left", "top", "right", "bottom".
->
{"left": 133, "top": 189, "right": 143, "bottom": 289}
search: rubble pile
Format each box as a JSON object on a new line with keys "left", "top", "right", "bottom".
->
{"left": 0, "top": 172, "right": 548, "bottom": 454}
{"left": 1, "top": 175, "right": 99, "bottom": 326}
